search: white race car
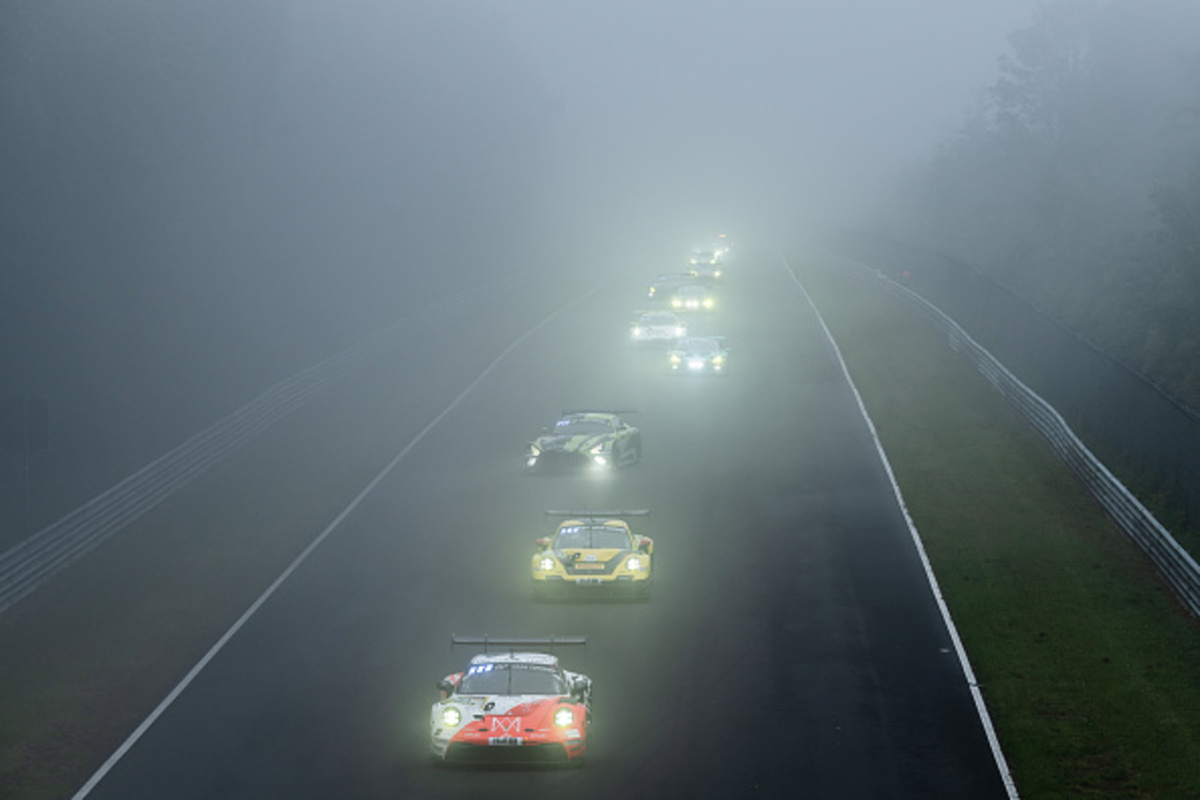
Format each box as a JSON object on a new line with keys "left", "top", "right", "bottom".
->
{"left": 630, "top": 310, "right": 687, "bottom": 345}
{"left": 431, "top": 637, "right": 592, "bottom": 766}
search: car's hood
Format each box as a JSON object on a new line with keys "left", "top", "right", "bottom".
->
{"left": 534, "top": 433, "right": 610, "bottom": 453}
{"left": 557, "top": 548, "right": 627, "bottom": 563}
{"left": 435, "top": 694, "right": 569, "bottom": 726}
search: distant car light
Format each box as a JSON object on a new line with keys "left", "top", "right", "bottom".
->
{"left": 441, "top": 707, "right": 462, "bottom": 727}
{"left": 554, "top": 707, "right": 574, "bottom": 728}
{"left": 626, "top": 556, "right": 644, "bottom": 571}
{"left": 539, "top": 556, "right": 556, "bottom": 571}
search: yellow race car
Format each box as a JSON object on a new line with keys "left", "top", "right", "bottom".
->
{"left": 531, "top": 511, "right": 653, "bottom": 601}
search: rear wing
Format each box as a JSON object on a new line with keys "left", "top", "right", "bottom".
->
{"left": 451, "top": 635, "right": 587, "bottom": 652}
{"left": 545, "top": 509, "right": 650, "bottom": 519}
{"left": 559, "top": 408, "right": 638, "bottom": 416}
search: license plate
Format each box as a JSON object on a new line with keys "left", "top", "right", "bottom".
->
{"left": 488, "top": 737, "right": 523, "bottom": 746}
{"left": 574, "top": 577, "right": 602, "bottom": 585}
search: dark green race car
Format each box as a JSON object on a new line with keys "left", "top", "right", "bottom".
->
{"left": 526, "top": 411, "right": 642, "bottom": 472}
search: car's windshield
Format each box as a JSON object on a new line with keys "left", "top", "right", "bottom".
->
{"left": 682, "top": 339, "right": 719, "bottom": 354}
{"left": 551, "top": 418, "right": 612, "bottom": 436}
{"left": 457, "top": 664, "right": 566, "bottom": 696}
{"left": 554, "top": 524, "right": 631, "bottom": 550}
{"left": 640, "top": 314, "right": 677, "bottom": 325}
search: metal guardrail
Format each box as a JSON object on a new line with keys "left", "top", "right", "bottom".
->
{"left": 0, "top": 277, "right": 534, "bottom": 614}
{"left": 0, "top": 331, "right": 395, "bottom": 613}
{"left": 827, "top": 255, "right": 1200, "bottom": 616}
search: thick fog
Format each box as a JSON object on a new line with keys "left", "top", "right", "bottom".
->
{"left": 0, "top": 0, "right": 1066, "bottom": 537}
{"left": 505, "top": 0, "right": 1040, "bottom": 250}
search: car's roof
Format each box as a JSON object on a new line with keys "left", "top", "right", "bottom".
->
{"left": 468, "top": 651, "right": 560, "bottom": 668}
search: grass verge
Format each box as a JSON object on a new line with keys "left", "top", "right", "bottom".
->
{"left": 795, "top": 255, "right": 1200, "bottom": 799}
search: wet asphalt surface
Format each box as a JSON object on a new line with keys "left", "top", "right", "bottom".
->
{"left": 83, "top": 251, "right": 1007, "bottom": 799}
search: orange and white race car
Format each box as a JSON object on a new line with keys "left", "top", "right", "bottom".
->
{"left": 531, "top": 510, "right": 653, "bottom": 601}
{"left": 430, "top": 636, "right": 592, "bottom": 766}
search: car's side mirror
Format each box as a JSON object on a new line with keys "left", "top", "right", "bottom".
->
{"left": 570, "top": 677, "right": 591, "bottom": 702}
{"left": 437, "top": 678, "right": 455, "bottom": 697}
{"left": 638, "top": 536, "right": 654, "bottom": 555}
{"left": 535, "top": 537, "right": 550, "bottom": 549}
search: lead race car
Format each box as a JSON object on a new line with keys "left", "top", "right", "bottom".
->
{"left": 526, "top": 410, "right": 642, "bottom": 471}
{"left": 430, "top": 635, "right": 592, "bottom": 766}
{"left": 532, "top": 510, "right": 653, "bottom": 601}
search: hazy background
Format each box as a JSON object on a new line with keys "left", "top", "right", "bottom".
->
{"left": 8, "top": 0, "right": 1161, "bottom": 542}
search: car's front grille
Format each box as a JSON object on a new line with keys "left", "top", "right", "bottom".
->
{"left": 444, "top": 741, "right": 569, "bottom": 764}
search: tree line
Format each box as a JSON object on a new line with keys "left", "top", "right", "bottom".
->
{"left": 890, "top": 0, "right": 1200, "bottom": 411}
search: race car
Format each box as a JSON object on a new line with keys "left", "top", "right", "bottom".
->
{"left": 526, "top": 411, "right": 642, "bottom": 471}
{"left": 430, "top": 635, "right": 592, "bottom": 766}
{"left": 669, "top": 283, "right": 716, "bottom": 311}
{"left": 667, "top": 336, "right": 729, "bottom": 375}
{"left": 688, "top": 247, "right": 721, "bottom": 267}
{"left": 532, "top": 511, "right": 653, "bottom": 601}
{"left": 646, "top": 272, "right": 696, "bottom": 301}
{"left": 630, "top": 310, "right": 687, "bottom": 345}
{"left": 690, "top": 260, "right": 723, "bottom": 282}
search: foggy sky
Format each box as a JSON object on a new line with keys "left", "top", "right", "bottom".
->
{"left": 278, "top": 0, "right": 1043, "bottom": 262}
{"left": 500, "top": 0, "right": 1043, "bottom": 249}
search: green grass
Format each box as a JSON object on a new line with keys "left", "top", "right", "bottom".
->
{"left": 796, "top": 256, "right": 1200, "bottom": 799}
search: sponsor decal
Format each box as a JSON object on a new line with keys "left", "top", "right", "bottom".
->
{"left": 491, "top": 716, "right": 521, "bottom": 736}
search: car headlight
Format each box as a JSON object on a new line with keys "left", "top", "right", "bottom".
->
{"left": 539, "top": 556, "right": 556, "bottom": 571}
{"left": 671, "top": 298, "right": 682, "bottom": 308}
{"left": 632, "top": 326, "right": 643, "bottom": 338}
{"left": 714, "top": 269, "right": 722, "bottom": 278}
{"left": 441, "top": 707, "right": 462, "bottom": 727}
{"left": 554, "top": 707, "right": 574, "bottom": 728}
{"left": 713, "top": 356, "right": 724, "bottom": 365}
{"left": 626, "top": 556, "right": 644, "bottom": 571}
{"left": 703, "top": 298, "right": 714, "bottom": 308}
{"left": 674, "top": 326, "right": 686, "bottom": 337}
{"left": 670, "top": 354, "right": 682, "bottom": 364}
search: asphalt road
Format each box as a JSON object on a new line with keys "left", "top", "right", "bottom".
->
{"left": 80, "top": 250, "right": 1008, "bottom": 799}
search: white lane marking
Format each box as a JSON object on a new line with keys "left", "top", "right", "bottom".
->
{"left": 73, "top": 286, "right": 599, "bottom": 799}
{"left": 777, "top": 253, "right": 1020, "bottom": 800}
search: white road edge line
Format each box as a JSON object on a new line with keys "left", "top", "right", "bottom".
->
{"left": 73, "top": 285, "right": 599, "bottom": 799}
{"left": 778, "top": 253, "right": 1020, "bottom": 800}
